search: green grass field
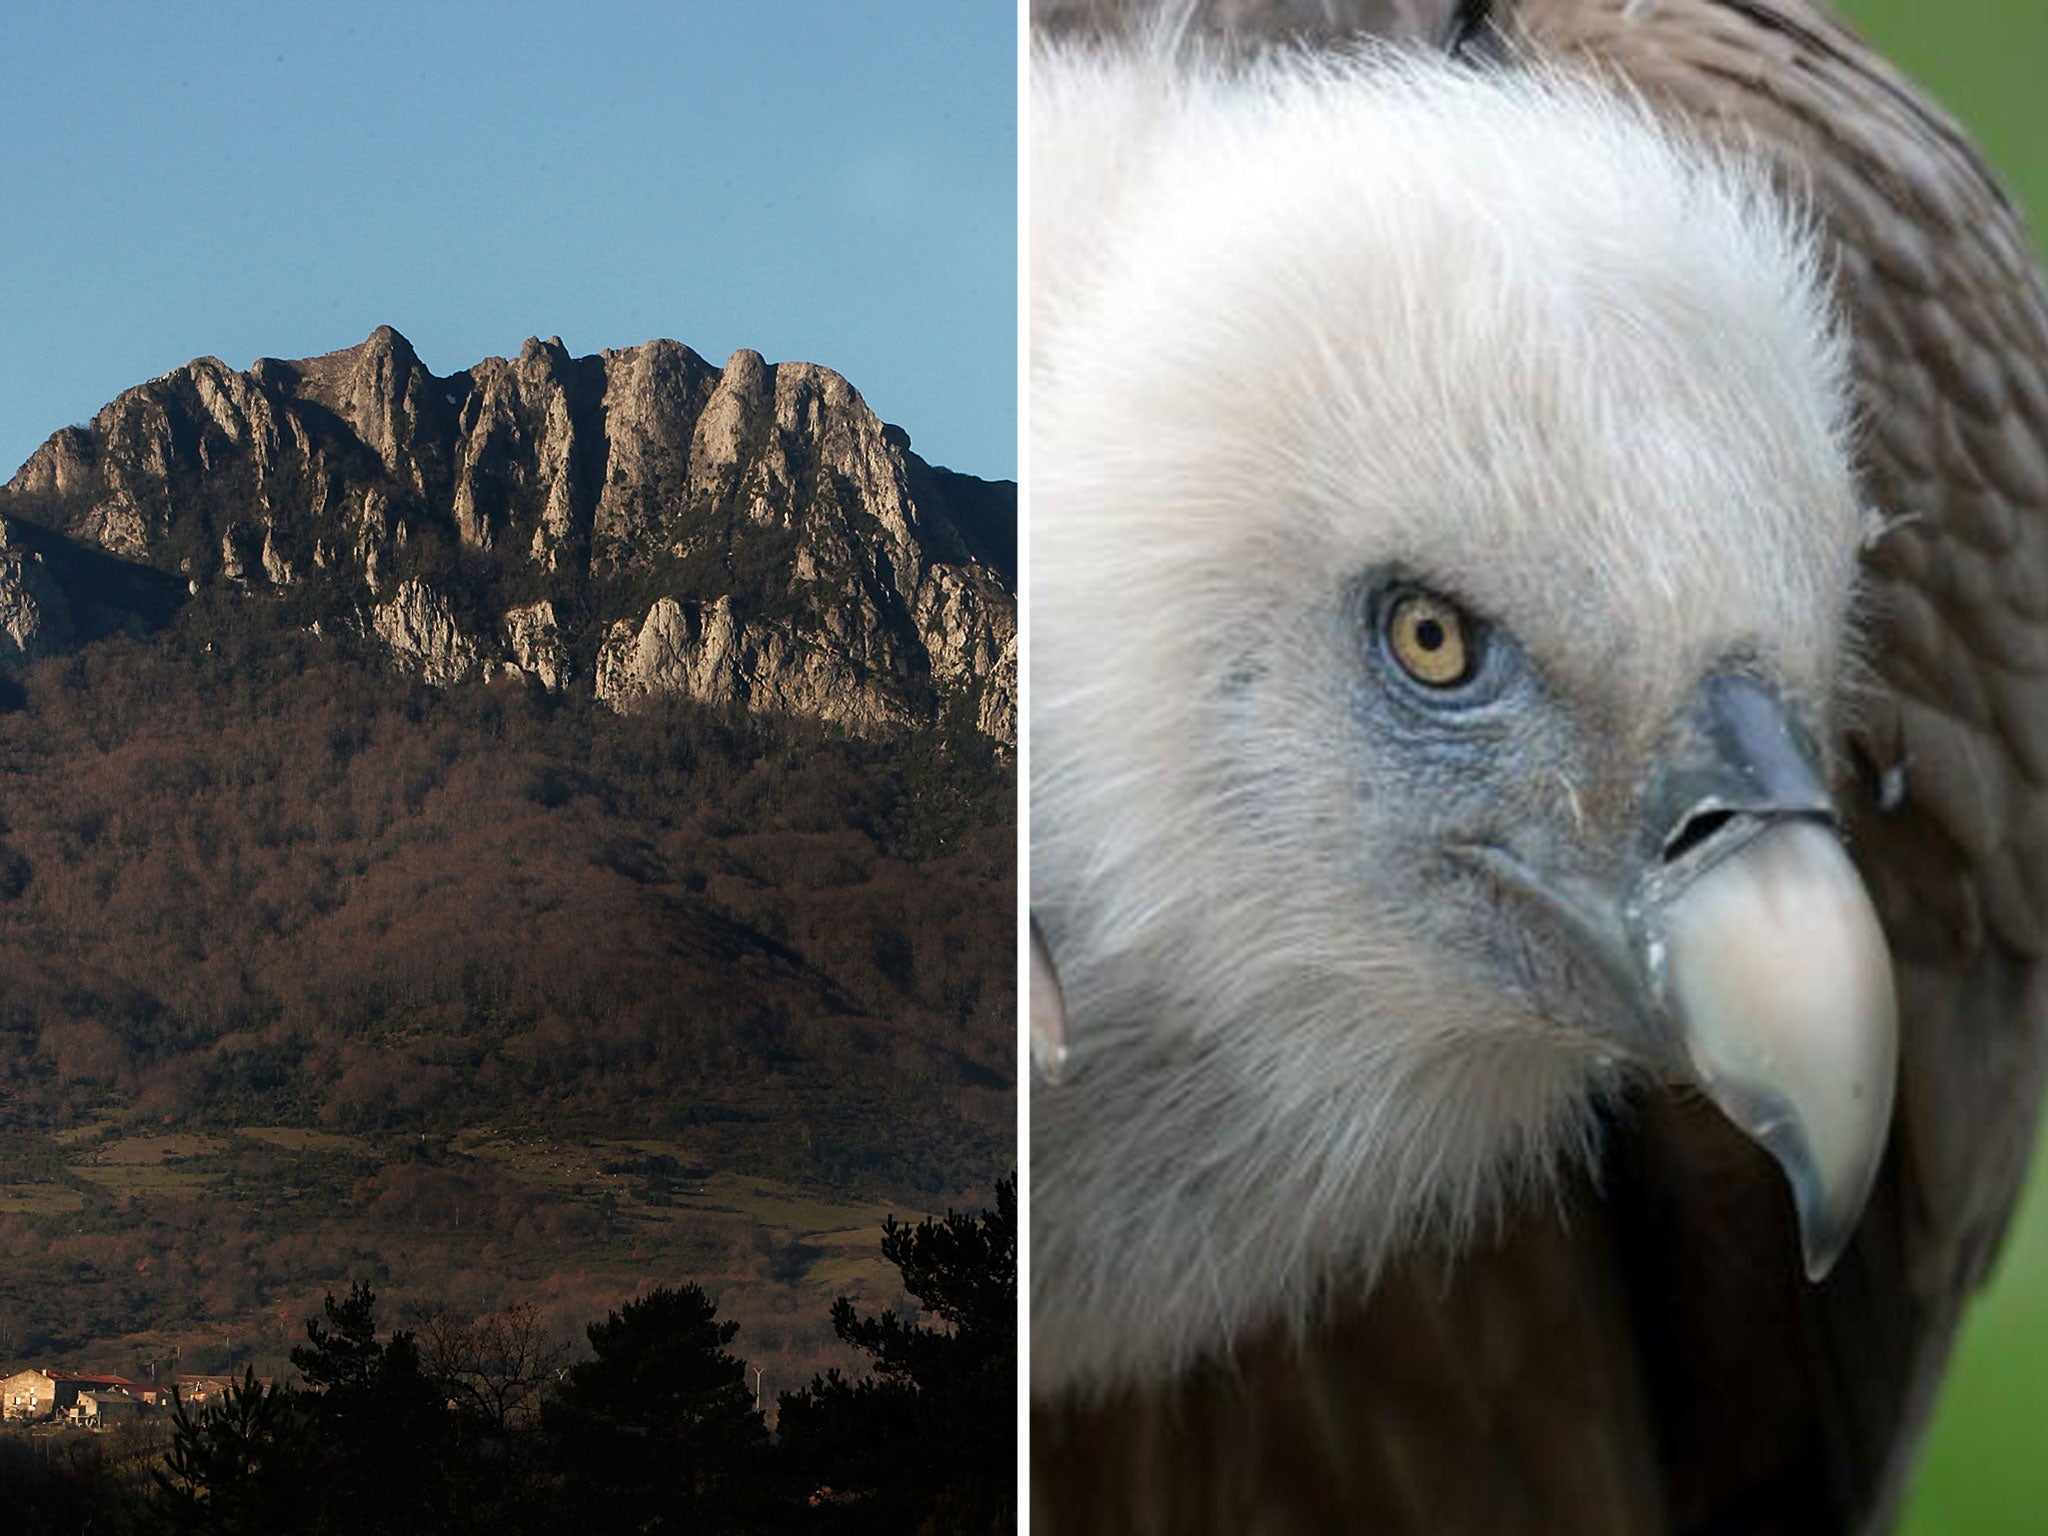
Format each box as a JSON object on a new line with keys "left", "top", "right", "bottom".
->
{"left": 1829, "top": 3, "right": 2048, "bottom": 1528}
{"left": 1905, "top": 1141, "right": 2048, "bottom": 1533}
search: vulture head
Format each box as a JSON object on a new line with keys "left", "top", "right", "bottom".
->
{"left": 1030, "top": 43, "right": 1899, "bottom": 1394}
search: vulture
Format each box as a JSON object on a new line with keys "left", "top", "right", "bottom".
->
{"left": 1027, "top": 2, "right": 2048, "bottom": 1532}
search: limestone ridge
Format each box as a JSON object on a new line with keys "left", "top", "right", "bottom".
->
{"left": 0, "top": 326, "right": 1017, "bottom": 740}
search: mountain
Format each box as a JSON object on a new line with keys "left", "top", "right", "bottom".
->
{"left": 0, "top": 326, "right": 1016, "bottom": 740}
{"left": 0, "top": 329, "right": 1014, "bottom": 1395}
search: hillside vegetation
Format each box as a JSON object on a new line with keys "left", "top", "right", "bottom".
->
{"left": 0, "top": 595, "right": 1012, "bottom": 1385}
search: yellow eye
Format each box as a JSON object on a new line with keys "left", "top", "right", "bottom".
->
{"left": 1385, "top": 590, "right": 1475, "bottom": 687}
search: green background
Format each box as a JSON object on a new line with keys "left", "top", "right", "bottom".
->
{"left": 1831, "top": 4, "right": 2048, "bottom": 1531}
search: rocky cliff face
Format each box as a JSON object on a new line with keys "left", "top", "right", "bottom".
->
{"left": 1, "top": 327, "right": 1016, "bottom": 740}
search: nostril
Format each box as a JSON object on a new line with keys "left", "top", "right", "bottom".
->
{"left": 1663, "top": 808, "right": 1736, "bottom": 864}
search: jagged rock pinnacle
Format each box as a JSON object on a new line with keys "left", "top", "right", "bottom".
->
{"left": 0, "top": 328, "right": 1016, "bottom": 741}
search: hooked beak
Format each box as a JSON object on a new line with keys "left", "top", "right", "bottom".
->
{"left": 1464, "top": 674, "right": 1898, "bottom": 1280}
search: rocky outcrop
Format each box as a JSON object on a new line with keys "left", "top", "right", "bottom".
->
{"left": 0, "top": 520, "right": 73, "bottom": 664}
{"left": 371, "top": 578, "right": 483, "bottom": 687}
{"left": 0, "top": 327, "right": 1015, "bottom": 741}
{"left": 504, "top": 599, "right": 565, "bottom": 689}
{"left": 595, "top": 593, "right": 910, "bottom": 729}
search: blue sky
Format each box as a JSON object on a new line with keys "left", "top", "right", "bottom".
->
{"left": 0, "top": 3, "right": 1017, "bottom": 481}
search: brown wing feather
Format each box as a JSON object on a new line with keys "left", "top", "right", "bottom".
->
{"left": 1030, "top": 2, "right": 2048, "bottom": 1530}
{"left": 1504, "top": 1, "right": 2048, "bottom": 1522}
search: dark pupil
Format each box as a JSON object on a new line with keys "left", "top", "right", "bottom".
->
{"left": 1414, "top": 616, "right": 1446, "bottom": 652}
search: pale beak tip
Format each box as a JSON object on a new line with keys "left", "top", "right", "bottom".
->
{"left": 1789, "top": 1145, "right": 1861, "bottom": 1283}
{"left": 1803, "top": 1227, "right": 1845, "bottom": 1284}
{"left": 1660, "top": 818, "right": 1898, "bottom": 1286}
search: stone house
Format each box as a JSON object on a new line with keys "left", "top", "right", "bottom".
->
{"left": 69, "top": 1387, "right": 152, "bottom": 1428}
{"left": 169, "top": 1374, "right": 238, "bottom": 1408}
{"left": 2, "top": 1368, "right": 156, "bottom": 1422}
{"left": 2, "top": 1367, "right": 57, "bottom": 1420}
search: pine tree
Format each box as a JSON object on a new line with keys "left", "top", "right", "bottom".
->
{"left": 150, "top": 1367, "right": 313, "bottom": 1535}
{"left": 778, "top": 1177, "right": 1016, "bottom": 1533}
{"left": 544, "top": 1283, "right": 770, "bottom": 1529}
{"left": 288, "top": 1282, "right": 455, "bottom": 1534}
